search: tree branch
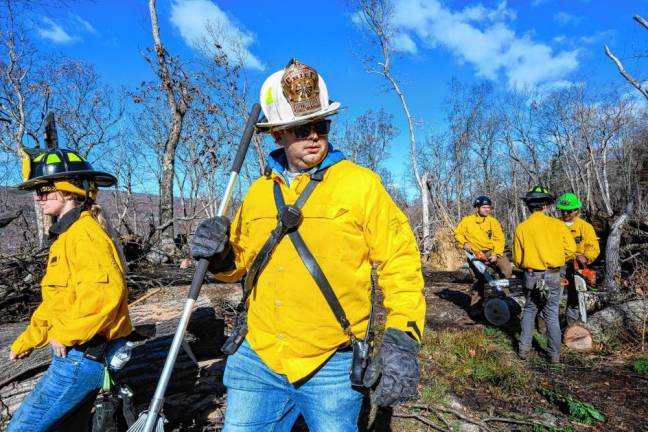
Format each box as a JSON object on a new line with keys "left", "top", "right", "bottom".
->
{"left": 634, "top": 15, "right": 648, "bottom": 30}
{"left": 604, "top": 44, "right": 648, "bottom": 101}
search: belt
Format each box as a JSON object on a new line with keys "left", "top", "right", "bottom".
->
{"left": 526, "top": 267, "right": 559, "bottom": 273}
{"left": 76, "top": 335, "right": 108, "bottom": 361}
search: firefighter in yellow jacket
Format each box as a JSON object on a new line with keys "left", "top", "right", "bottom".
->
{"left": 7, "top": 148, "right": 132, "bottom": 432}
{"left": 513, "top": 187, "right": 576, "bottom": 364}
{"left": 556, "top": 193, "right": 600, "bottom": 325}
{"left": 455, "top": 195, "right": 512, "bottom": 305}
{"left": 192, "top": 59, "right": 425, "bottom": 431}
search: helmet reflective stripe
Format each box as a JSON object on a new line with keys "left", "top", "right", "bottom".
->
{"left": 529, "top": 186, "right": 550, "bottom": 194}
{"left": 523, "top": 185, "right": 554, "bottom": 203}
{"left": 67, "top": 152, "right": 84, "bottom": 162}
{"left": 265, "top": 87, "right": 274, "bottom": 106}
{"left": 21, "top": 150, "right": 31, "bottom": 181}
{"left": 46, "top": 153, "right": 62, "bottom": 164}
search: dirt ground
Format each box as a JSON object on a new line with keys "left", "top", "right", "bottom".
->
{"left": 75, "top": 266, "right": 648, "bottom": 431}
{"left": 10, "top": 266, "right": 636, "bottom": 432}
{"left": 416, "top": 270, "right": 648, "bottom": 432}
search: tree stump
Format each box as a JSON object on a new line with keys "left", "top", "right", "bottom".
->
{"left": 563, "top": 324, "right": 594, "bottom": 351}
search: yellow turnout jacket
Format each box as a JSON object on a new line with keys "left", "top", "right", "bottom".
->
{"left": 513, "top": 211, "right": 576, "bottom": 271}
{"left": 454, "top": 214, "right": 506, "bottom": 256}
{"left": 11, "top": 211, "right": 132, "bottom": 355}
{"left": 216, "top": 150, "right": 425, "bottom": 383}
{"left": 563, "top": 217, "right": 600, "bottom": 264}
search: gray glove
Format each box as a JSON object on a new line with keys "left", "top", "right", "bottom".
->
{"left": 191, "top": 216, "right": 235, "bottom": 273}
{"left": 363, "top": 328, "right": 420, "bottom": 407}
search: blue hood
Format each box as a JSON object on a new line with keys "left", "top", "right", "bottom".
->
{"left": 267, "top": 143, "right": 346, "bottom": 178}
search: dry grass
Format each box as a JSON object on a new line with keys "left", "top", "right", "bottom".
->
{"left": 419, "top": 327, "right": 529, "bottom": 403}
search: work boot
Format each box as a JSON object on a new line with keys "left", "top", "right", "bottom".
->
{"left": 549, "top": 355, "right": 560, "bottom": 364}
{"left": 518, "top": 350, "right": 529, "bottom": 360}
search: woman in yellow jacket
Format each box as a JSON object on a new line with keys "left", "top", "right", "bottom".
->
{"left": 7, "top": 148, "right": 132, "bottom": 432}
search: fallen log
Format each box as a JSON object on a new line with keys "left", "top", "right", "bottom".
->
{"left": 0, "top": 211, "right": 21, "bottom": 229}
{"left": 507, "top": 290, "right": 604, "bottom": 314}
{"left": 0, "top": 294, "right": 226, "bottom": 428}
{"left": 585, "top": 298, "right": 648, "bottom": 343}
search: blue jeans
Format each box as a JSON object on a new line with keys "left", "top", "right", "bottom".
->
{"left": 223, "top": 340, "right": 364, "bottom": 432}
{"left": 7, "top": 339, "right": 126, "bottom": 432}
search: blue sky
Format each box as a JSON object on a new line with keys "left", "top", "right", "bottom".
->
{"left": 26, "top": 0, "right": 648, "bottom": 180}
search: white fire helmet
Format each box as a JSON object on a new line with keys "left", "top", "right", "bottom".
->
{"left": 256, "top": 58, "right": 341, "bottom": 133}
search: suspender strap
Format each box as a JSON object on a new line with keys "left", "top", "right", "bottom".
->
{"left": 273, "top": 174, "right": 355, "bottom": 339}
{"left": 242, "top": 168, "right": 328, "bottom": 301}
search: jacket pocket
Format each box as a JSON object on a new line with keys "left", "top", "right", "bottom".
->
{"left": 41, "top": 267, "right": 69, "bottom": 288}
{"left": 300, "top": 203, "right": 353, "bottom": 261}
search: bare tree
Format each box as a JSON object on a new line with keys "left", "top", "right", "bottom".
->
{"left": 146, "top": 0, "right": 192, "bottom": 255}
{"left": 352, "top": 0, "right": 434, "bottom": 257}
{"left": 334, "top": 108, "right": 396, "bottom": 174}
{"left": 46, "top": 59, "right": 125, "bottom": 157}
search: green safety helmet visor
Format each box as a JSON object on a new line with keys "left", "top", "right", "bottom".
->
{"left": 556, "top": 193, "right": 582, "bottom": 210}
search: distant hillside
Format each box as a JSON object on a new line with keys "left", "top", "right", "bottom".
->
{"left": 0, "top": 187, "right": 208, "bottom": 255}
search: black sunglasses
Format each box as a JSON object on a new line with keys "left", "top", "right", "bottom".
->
{"left": 35, "top": 185, "right": 56, "bottom": 198}
{"left": 287, "top": 119, "right": 331, "bottom": 139}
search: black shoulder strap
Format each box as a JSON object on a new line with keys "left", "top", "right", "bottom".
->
{"left": 273, "top": 171, "right": 355, "bottom": 339}
{"left": 242, "top": 168, "right": 328, "bottom": 301}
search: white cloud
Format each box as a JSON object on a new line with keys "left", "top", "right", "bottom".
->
{"left": 71, "top": 14, "right": 98, "bottom": 35}
{"left": 38, "top": 17, "right": 76, "bottom": 44}
{"left": 554, "top": 12, "right": 582, "bottom": 26}
{"left": 393, "top": 33, "right": 418, "bottom": 54}
{"left": 170, "top": 0, "right": 264, "bottom": 71}
{"left": 387, "top": 0, "right": 579, "bottom": 89}
{"left": 553, "top": 35, "right": 566, "bottom": 44}
{"left": 579, "top": 30, "right": 614, "bottom": 45}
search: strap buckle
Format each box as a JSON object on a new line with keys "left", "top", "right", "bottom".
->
{"left": 279, "top": 205, "right": 302, "bottom": 231}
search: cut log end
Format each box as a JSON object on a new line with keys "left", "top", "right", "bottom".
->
{"left": 563, "top": 324, "right": 593, "bottom": 351}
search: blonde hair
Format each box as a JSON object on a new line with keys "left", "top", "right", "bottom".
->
{"left": 90, "top": 203, "right": 109, "bottom": 231}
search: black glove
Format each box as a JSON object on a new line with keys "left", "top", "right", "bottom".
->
{"left": 191, "top": 216, "right": 235, "bottom": 273}
{"left": 363, "top": 328, "right": 420, "bottom": 407}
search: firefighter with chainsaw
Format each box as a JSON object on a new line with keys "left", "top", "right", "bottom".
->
{"left": 7, "top": 146, "right": 132, "bottom": 432}
{"left": 191, "top": 59, "right": 425, "bottom": 431}
{"left": 514, "top": 187, "right": 576, "bottom": 364}
{"left": 454, "top": 195, "right": 512, "bottom": 306}
{"left": 556, "top": 193, "right": 600, "bottom": 325}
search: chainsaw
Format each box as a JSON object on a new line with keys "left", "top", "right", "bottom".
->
{"left": 572, "top": 259, "right": 597, "bottom": 324}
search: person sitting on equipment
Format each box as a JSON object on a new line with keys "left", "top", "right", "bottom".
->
{"left": 455, "top": 195, "right": 512, "bottom": 305}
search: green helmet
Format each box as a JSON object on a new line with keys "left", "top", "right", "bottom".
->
{"left": 556, "top": 193, "right": 582, "bottom": 210}
{"left": 522, "top": 185, "right": 554, "bottom": 204}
